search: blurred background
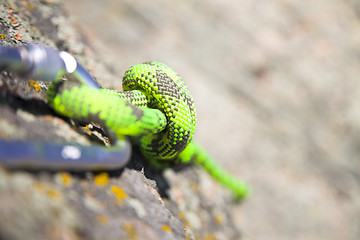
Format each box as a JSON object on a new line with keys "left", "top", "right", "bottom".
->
{"left": 63, "top": 0, "right": 360, "bottom": 239}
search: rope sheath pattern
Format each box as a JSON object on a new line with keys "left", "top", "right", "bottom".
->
{"left": 122, "top": 62, "right": 196, "bottom": 166}
{"left": 47, "top": 61, "right": 250, "bottom": 199}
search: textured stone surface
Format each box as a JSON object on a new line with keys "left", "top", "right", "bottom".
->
{"left": 64, "top": 0, "right": 360, "bottom": 239}
{"left": 0, "top": 0, "right": 240, "bottom": 240}
{"left": 1, "top": 0, "right": 360, "bottom": 239}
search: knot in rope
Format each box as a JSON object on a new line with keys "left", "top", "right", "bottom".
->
{"left": 122, "top": 61, "right": 197, "bottom": 167}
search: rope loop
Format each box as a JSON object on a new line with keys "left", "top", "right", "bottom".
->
{"left": 122, "top": 61, "right": 197, "bottom": 166}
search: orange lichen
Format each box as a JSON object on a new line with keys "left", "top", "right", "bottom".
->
{"left": 123, "top": 224, "right": 137, "bottom": 240}
{"left": 161, "top": 225, "right": 172, "bottom": 232}
{"left": 94, "top": 172, "right": 109, "bottom": 186}
{"left": 59, "top": 172, "right": 73, "bottom": 187}
{"left": 14, "top": 33, "right": 22, "bottom": 40}
{"left": 0, "top": 34, "right": 6, "bottom": 41}
{"left": 27, "top": 80, "right": 41, "bottom": 92}
{"left": 11, "top": 20, "right": 20, "bottom": 27}
{"left": 110, "top": 185, "right": 128, "bottom": 205}
{"left": 96, "top": 215, "right": 109, "bottom": 225}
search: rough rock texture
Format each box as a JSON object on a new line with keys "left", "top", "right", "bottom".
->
{"left": 64, "top": 0, "right": 360, "bottom": 240}
{"left": 0, "top": 0, "right": 240, "bottom": 240}
{"left": 1, "top": 0, "right": 360, "bottom": 240}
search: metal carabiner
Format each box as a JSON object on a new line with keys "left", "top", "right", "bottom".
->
{"left": 0, "top": 43, "right": 131, "bottom": 170}
{"left": 0, "top": 43, "right": 100, "bottom": 88}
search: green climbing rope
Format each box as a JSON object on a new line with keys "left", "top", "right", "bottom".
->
{"left": 47, "top": 61, "right": 251, "bottom": 199}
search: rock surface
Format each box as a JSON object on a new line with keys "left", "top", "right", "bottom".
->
{"left": 65, "top": 0, "right": 360, "bottom": 240}
{"left": 0, "top": 0, "right": 241, "bottom": 240}
{"left": 1, "top": 0, "right": 360, "bottom": 240}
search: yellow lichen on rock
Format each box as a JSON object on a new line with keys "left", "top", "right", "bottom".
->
{"left": 110, "top": 185, "right": 128, "bottom": 205}
{"left": 94, "top": 172, "right": 109, "bottom": 186}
